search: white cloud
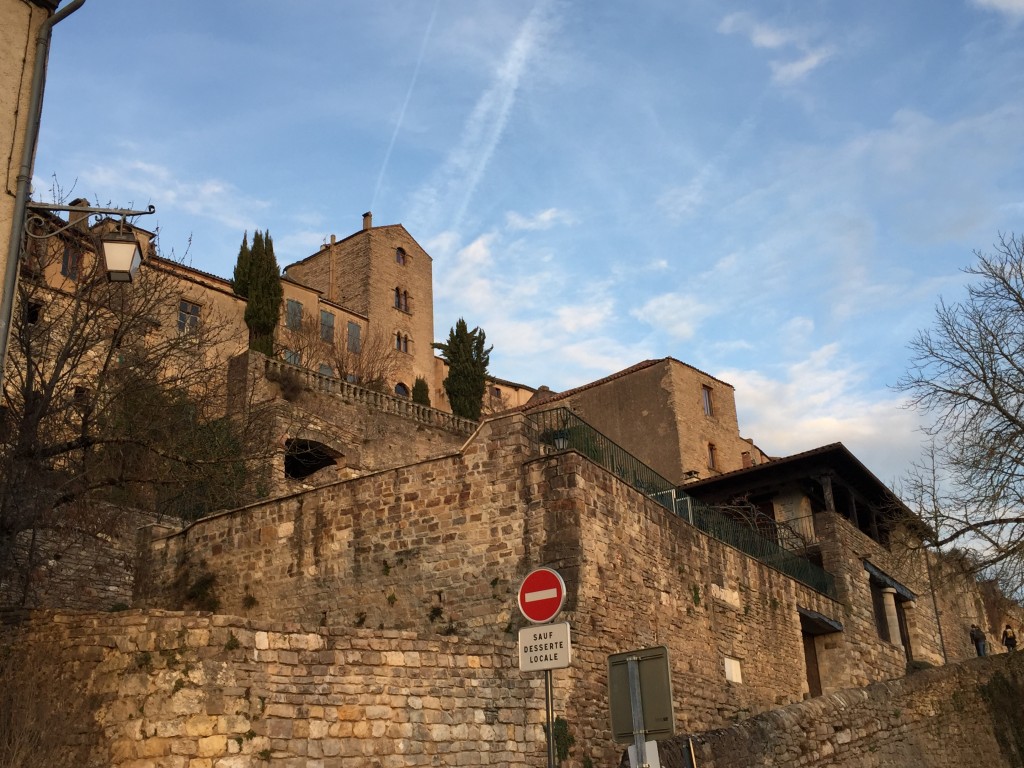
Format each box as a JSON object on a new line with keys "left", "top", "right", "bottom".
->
{"left": 658, "top": 179, "right": 706, "bottom": 222}
{"left": 717, "top": 12, "right": 833, "bottom": 83}
{"left": 505, "top": 207, "right": 574, "bottom": 231}
{"left": 718, "top": 13, "right": 801, "bottom": 50}
{"left": 410, "top": 2, "right": 556, "bottom": 235}
{"left": 969, "top": 0, "right": 1024, "bottom": 17}
{"left": 770, "top": 47, "right": 835, "bottom": 85}
{"left": 76, "top": 159, "right": 269, "bottom": 232}
{"left": 554, "top": 299, "right": 614, "bottom": 333}
{"left": 631, "top": 293, "right": 716, "bottom": 340}
{"left": 719, "top": 346, "right": 924, "bottom": 483}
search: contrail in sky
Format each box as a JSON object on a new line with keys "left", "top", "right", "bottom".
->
{"left": 371, "top": 0, "right": 440, "bottom": 212}
{"left": 411, "top": 0, "right": 554, "bottom": 237}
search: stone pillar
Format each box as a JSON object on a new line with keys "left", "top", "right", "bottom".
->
{"left": 903, "top": 600, "right": 916, "bottom": 657}
{"left": 882, "top": 587, "right": 902, "bottom": 648}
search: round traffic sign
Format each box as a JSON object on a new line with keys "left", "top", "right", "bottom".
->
{"left": 517, "top": 567, "right": 566, "bottom": 624}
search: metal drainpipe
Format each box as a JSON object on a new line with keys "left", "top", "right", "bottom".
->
{"left": 0, "top": 0, "right": 87, "bottom": 373}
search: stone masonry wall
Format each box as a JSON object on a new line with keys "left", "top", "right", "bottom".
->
{"left": 645, "top": 650, "right": 1024, "bottom": 768}
{"left": 0, "top": 609, "right": 542, "bottom": 768}
{"left": 136, "top": 415, "right": 532, "bottom": 635}
{"left": 814, "top": 511, "right": 953, "bottom": 689}
{"left": 537, "top": 451, "right": 842, "bottom": 765}
{"left": 0, "top": 507, "right": 166, "bottom": 611}
{"left": 138, "top": 414, "right": 864, "bottom": 766}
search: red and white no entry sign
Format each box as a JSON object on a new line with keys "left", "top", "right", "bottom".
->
{"left": 517, "top": 567, "right": 566, "bottom": 624}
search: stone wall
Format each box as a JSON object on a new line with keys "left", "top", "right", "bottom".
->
{"left": 550, "top": 358, "right": 766, "bottom": 484}
{"left": 0, "top": 507, "right": 167, "bottom": 611}
{"left": 230, "top": 353, "right": 475, "bottom": 496}
{"left": 137, "top": 414, "right": 861, "bottom": 765}
{"left": 0, "top": 609, "right": 543, "bottom": 768}
{"left": 811, "top": 511, "right": 940, "bottom": 687}
{"left": 644, "top": 650, "right": 1024, "bottom": 768}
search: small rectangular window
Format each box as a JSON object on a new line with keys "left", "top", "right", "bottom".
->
{"left": 25, "top": 301, "right": 43, "bottom": 326}
{"left": 178, "top": 300, "right": 200, "bottom": 333}
{"left": 702, "top": 385, "right": 714, "bottom": 416}
{"left": 286, "top": 299, "right": 303, "bottom": 330}
{"left": 61, "top": 245, "right": 81, "bottom": 280}
{"left": 320, "top": 310, "right": 335, "bottom": 342}
{"left": 347, "top": 322, "right": 361, "bottom": 353}
{"left": 707, "top": 443, "right": 717, "bottom": 470}
{"left": 283, "top": 349, "right": 300, "bottom": 366}
{"left": 318, "top": 363, "right": 333, "bottom": 377}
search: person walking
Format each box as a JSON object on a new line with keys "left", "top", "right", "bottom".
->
{"left": 1002, "top": 624, "right": 1016, "bottom": 652}
{"left": 970, "top": 624, "right": 987, "bottom": 656}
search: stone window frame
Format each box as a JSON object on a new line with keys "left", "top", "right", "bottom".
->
{"left": 285, "top": 299, "right": 303, "bottom": 331}
{"left": 702, "top": 384, "right": 714, "bottom": 417}
{"left": 707, "top": 442, "right": 718, "bottom": 470}
{"left": 61, "top": 243, "right": 82, "bottom": 281}
{"left": 347, "top": 322, "right": 361, "bottom": 354}
{"left": 393, "top": 287, "right": 410, "bottom": 312}
{"left": 320, "top": 310, "right": 335, "bottom": 343}
{"left": 178, "top": 299, "right": 201, "bottom": 334}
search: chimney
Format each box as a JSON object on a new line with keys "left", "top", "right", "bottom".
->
{"left": 362, "top": 211, "right": 372, "bottom": 230}
{"left": 328, "top": 234, "right": 336, "bottom": 302}
{"left": 68, "top": 197, "right": 92, "bottom": 233}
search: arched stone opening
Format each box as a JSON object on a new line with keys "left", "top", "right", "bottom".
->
{"left": 284, "top": 438, "right": 340, "bottom": 480}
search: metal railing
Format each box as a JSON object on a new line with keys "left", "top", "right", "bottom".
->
{"left": 674, "top": 498, "right": 836, "bottom": 598}
{"left": 526, "top": 407, "right": 836, "bottom": 598}
{"left": 527, "top": 408, "right": 676, "bottom": 502}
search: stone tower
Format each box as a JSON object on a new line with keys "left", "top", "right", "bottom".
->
{"left": 283, "top": 212, "right": 435, "bottom": 397}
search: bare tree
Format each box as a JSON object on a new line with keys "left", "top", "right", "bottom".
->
{"left": 281, "top": 313, "right": 399, "bottom": 393}
{"left": 1, "top": 213, "right": 277, "bottom": 606}
{"left": 897, "top": 233, "right": 1024, "bottom": 597}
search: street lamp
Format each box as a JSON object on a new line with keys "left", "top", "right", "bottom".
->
{"left": 25, "top": 201, "right": 156, "bottom": 283}
{"left": 100, "top": 232, "right": 145, "bottom": 283}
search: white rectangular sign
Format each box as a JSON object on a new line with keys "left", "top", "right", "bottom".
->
{"left": 518, "top": 622, "right": 571, "bottom": 672}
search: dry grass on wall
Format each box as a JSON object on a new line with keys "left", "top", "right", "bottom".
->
{"left": 0, "top": 639, "right": 94, "bottom": 768}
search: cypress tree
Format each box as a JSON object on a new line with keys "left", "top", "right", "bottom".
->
{"left": 232, "top": 232, "right": 251, "bottom": 297}
{"left": 243, "top": 230, "right": 283, "bottom": 356}
{"left": 412, "top": 376, "right": 431, "bottom": 407}
{"left": 433, "top": 318, "right": 491, "bottom": 420}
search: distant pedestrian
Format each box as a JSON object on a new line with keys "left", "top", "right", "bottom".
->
{"left": 1002, "top": 624, "right": 1016, "bottom": 652}
{"left": 970, "top": 624, "right": 987, "bottom": 656}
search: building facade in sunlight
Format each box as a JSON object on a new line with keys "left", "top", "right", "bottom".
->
{"left": 0, "top": 0, "right": 57, "bottom": 349}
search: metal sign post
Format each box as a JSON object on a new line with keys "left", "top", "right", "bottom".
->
{"left": 608, "top": 646, "right": 675, "bottom": 768}
{"left": 628, "top": 655, "right": 648, "bottom": 767}
{"left": 517, "top": 568, "right": 570, "bottom": 768}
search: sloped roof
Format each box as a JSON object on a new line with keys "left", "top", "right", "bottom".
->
{"left": 684, "top": 442, "right": 917, "bottom": 521}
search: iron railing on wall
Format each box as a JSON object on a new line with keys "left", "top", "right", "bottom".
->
{"left": 674, "top": 498, "right": 836, "bottom": 598}
{"left": 527, "top": 407, "right": 676, "bottom": 502}
{"left": 526, "top": 407, "right": 837, "bottom": 598}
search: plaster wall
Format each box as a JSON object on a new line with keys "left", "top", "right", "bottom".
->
{"left": 0, "top": 0, "right": 50, "bottom": 319}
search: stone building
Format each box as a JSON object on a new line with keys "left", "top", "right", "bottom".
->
{"left": 1, "top": 0, "right": 59, "bottom": 360}
{"left": 4, "top": 198, "right": 1021, "bottom": 764}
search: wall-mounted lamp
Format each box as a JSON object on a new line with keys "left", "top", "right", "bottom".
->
{"left": 25, "top": 201, "right": 156, "bottom": 283}
{"left": 99, "top": 230, "right": 145, "bottom": 283}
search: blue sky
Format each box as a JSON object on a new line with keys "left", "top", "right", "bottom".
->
{"left": 33, "top": 0, "right": 1024, "bottom": 483}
